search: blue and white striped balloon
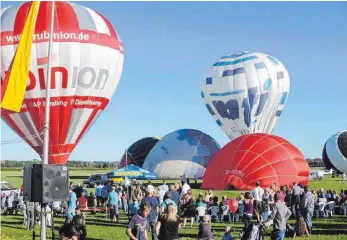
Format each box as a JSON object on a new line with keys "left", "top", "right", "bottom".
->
{"left": 201, "top": 51, "right": 290, "bottom": 140}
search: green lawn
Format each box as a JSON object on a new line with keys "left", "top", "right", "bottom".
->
{"left": 1, "top": 168, "right": 347, "bottom": 239}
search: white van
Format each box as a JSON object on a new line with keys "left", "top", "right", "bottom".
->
{"left": 310, "top": 171, "right": 324, "bottom": 180}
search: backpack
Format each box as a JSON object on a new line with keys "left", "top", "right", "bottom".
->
{"left": 73, "top": 214, "right": 84, "bottom": 228}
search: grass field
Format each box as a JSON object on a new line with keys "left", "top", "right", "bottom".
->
{"left": 1, "top": 168, "right": 347, "bottom": 240}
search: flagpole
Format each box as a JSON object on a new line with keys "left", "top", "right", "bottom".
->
{"left": 41, "top": 1, "right": 55, "bottom": 240}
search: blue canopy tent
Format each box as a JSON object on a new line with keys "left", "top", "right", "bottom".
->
{"left": 108, "top": 164, "right": 158, "bottom": 180}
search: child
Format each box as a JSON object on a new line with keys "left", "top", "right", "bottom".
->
{"left": 127, "top": 202, "right": 150, "bottom": 240}
{"left": 222, "top": 226, "right": 234, "bottom": 240}
{"left": 72, "top": 208, "right": 87, "bottom": 240}
{"left": 197, "top": 215, "right": 213, "bottom": 240}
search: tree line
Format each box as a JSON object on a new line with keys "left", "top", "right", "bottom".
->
{"left": 1, "top": 159, "right": 120, "bottom": 169}
{"left": 1, "top": 158, "right": 326, "bottom": 169}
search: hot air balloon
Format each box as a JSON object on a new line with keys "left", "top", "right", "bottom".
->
{"left": 142, "top": 129, "right": 221, "bottom": 179}
{"left": 1, "top": 2, "right": 124, "bottom": 164}
{"left": 322, "top": 131, "right": 347, "bottom": 174}
{"left": 119, "top": 137, "right": 162, "bottom": 168}
{"left": 202, "top": 133, "right": 310, "bottom": 190}
{"left": 201, "top": 51, "right": 290, "bottom": 140}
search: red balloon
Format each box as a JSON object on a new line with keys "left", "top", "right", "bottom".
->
{"left": 202, "top": 133, "right": 310, "bottom": 190}
{"left": 228, "top": 198, "right": 238, "bottom": 213}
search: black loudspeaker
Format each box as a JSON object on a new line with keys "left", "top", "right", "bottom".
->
{"left": 23, "top": 166, "right": 32, "bottom": 201}
{"left": 31, "top": 164, "right": 69, "bottom": 203}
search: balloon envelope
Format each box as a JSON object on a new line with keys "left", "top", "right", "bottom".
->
{"left": 142, "top": 129, "right": 221, "bottom": 179}
{"left": 202, "top": 133, "right": 310, "bottom": 190}
{"left": 322, "top": 131, "right": 347, "bottom": 173}
{"left": 119, "top": 137, "right": 162, "bottom": 168}
{"left": 1, "top": 2, "right": 124, "bottom": 164}
{"left": 201, "top": 51, "right": 290, "bottom": 140}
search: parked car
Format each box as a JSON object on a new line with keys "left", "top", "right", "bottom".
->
{"left": 83, "top": 174, "right": 109, "bottom": 188}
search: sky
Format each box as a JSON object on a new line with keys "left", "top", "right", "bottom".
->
{"left": 1, "top": 1, "right": 347, "bottom": 161}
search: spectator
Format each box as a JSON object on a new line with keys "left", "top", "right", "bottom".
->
{"left": 161, "top": 192, "right": 177, "bottom": 214}
{"left": 108, "top": 186, "right": 119, "bottom": 222}
{"left": 101, "top": 182, "right": 109, "bottom": 207}
{"left": 67, "top": 187, "right": 77, "bottom": 222}
{"left": 197, "top": 215, "right": 213, "bottom": 240}
{"left": 279, "top": 186, "right": 286, "bottom": 203}
{"left": 156, "top": 203, "right": 181, "bottom": 240}
{"left": 81, "top": 184, "right": 89, "bottom": 197}
{"left": 293, "top": 211, "right": 309, "bottom": 238}
{"left": 127, "top": 202, "right": 150, "bottom": 240}
{"left": 72, "top": 207, "right": 87, "bottom": 240}
{"left": 182, "top": 189, "right": 196, "bottom": 228}
{"left": 159, "top": 181, "right": 169, "bottom": 192}
{"left": 220, "top": 196, "right": 229, "bottom": 207}
{"left": 59, "top": 222, "right": 80, "bottom": 240}
{"left": 181, "top": 181, "right": 191, "bottom": 196}
{"left": 122, "top": 189, "right": 128, "bottom": 213}
{"left": 291, "top": 182, "right": 303, "bottom": 217}
{"left": 147, "top": 181, "right": 155, "bottom": 194}
{"left": 243, "top": 192, "right": 254, "bottom": 230}
{"left": 222, "top": 226, "right": 234, "bottom": 240}
{"left": 262, "top": 192, "right": 292, "bottom": 240}
{"left": 158, "top": 186, "right": 166, "bottom": 205}
{"left": 95, "top": 183, "right": 103, "bottom": 207}
{"left": 87, "top": 192, "right": 96, "bottom": 214}
{"left": 204, "top": 190, "right": 213, "bottom": 203}
{"left": 251, "top": 181, "right": 264, "bottom": 221}
{"left": 74, "top": 183, "right": 83, "bottom": 198}
{"left": 175, "top": 183, "right": 182, "bottom": 196}
{"left": 132, "top": 184, "right": 143, "bottom": 203}
{"left": 236, "top": 193, "right": 245, "bottom": 222}
{"left": 301, "top": 185, "right": 315, "bottom": 234}
{"left": 284, "top": 186, "right": 292, "bottom": 208}
{"left": 168, "top": 184, "right": 180, "bottom": 208}
{"left": 262, "top": 188, "right": 274, "bottom": 221}
{"left": 77, "top": 192, "right": 88, "bottom": 210}
{"left": 180, "top": 175, "right": 187, "bottom": 185}
{"left": 144, "top": 191, "right": 159, "bottom": 240}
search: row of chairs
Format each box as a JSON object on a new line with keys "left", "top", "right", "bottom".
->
{"left": 195, "top": 205, "right": 242, "bottom": 223}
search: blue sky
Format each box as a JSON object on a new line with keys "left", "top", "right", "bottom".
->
{"left": 1, "top": 1, "right": 347, "bottom": 161}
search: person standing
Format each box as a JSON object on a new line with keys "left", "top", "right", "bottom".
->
{"left": 251, "top": 181, "right": 264, "bottom": 221}
{"left": 301, "top": 186, "right": 315, "bottom": 234}
{"left": 101, "top": 182, "right": 109, "bottom": 207}
{"left": 67, "top": 187, "right": 77, "bottom": 222}
{"left": 108, "top": 186, "right": 119, "bottom": 222}
{"left": 127, "top": 202, "right": 150, "bottom": 240}
{"left": 168, "top": 185, "right": 180, "bottom": 208}
{"left": 144, "top": 191, "right": 159, "bottom": 240}
{"left": 262, "top": 192, "right": 292, "bottom": 240}
{"left": 343, "top": 172, "right": 346, "bottom": 182}
{"left": 291, "top": 182, "right": 303, "bottom": 217}
{"left": 132, "top": 184, "right": 143, "bottom": 203}
{"left": 95, "top": 183, "right": 103, "bottom": 207}
{"left": 242, "top": 192, "right": 254, "bottom": 229}
{"left": 261, "top": 188, "right": 274, "bottom": 221}
{"left": 155, "top": 203, "right": 181, "bottom": 240}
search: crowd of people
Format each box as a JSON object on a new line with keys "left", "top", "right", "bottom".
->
{"left": 3, "top": 177, "right": 347, "bottom": 240}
